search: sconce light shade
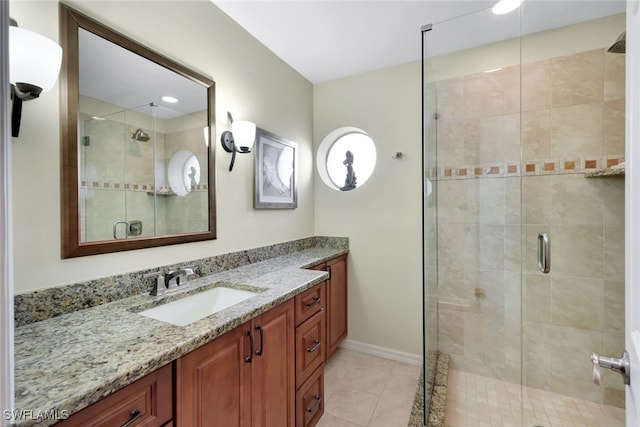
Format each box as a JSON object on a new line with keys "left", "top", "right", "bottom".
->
{"left": 220, "top": 119, "right": 256, "bottom": 171}
{"left": 10, "top": 26, "right": 62, "bottom": 94}
{"left": 9, "top": 23, "right": 62, "bottom": 137}
{"left": 231, "top": 121, "right": 256, "bottom": 152}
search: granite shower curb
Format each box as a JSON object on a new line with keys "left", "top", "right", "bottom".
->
{"left": 409, "top": 352, "right": 450, "bottom": 427}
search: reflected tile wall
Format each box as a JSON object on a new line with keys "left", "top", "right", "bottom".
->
{"left": 80, "top": 120, "right": 209, "bottom": 240}
{"left": 433, "top": 47, "right": 625, "bottom": 408}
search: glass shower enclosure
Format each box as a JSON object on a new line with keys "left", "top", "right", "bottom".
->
{"left": 422, "top": 2, "right": 626, "bottom": 425}
{"left": 79, "top": 100, "right": 209, "bottom": 244}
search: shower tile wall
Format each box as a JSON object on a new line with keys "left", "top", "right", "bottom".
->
{"left": 80, "top": 117, "right": 163, "bottom": 241}
{"left": 434, "top": 48, "right": 625, "bottom": 407}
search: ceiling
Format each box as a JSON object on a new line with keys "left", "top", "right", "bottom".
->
{"left": 79, "top": 28, "right": 208, "bottom": 120}
{"left": 213, "top": 0, "right": 626, "bottom": 84}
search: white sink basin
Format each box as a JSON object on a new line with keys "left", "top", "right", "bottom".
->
{"left": 138, "top": 286, "right": 259, "bottom": 326}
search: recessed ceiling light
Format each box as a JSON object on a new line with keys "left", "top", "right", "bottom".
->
{"left": 91, "top": 116, "right": 106, "bottom": 121}
{"left": 161, "top": 96, "right": 179, "bottom": 103}
{"left": 492, "top": 0, "right": 522, "bottom": 15}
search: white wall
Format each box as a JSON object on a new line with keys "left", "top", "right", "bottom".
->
{"left": 10, "top": 0, "right": 314, "bottom": 293}
{"left": 313, "top": 63, "right": 423, "bottom": 355}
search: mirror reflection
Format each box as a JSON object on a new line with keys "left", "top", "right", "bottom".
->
{"left": 78, "top": 29, "right": 209, "bottom": 242}
{"left": 60, "top": 4, "right": 216, "bottom": 257}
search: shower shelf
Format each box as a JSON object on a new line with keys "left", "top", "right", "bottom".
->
{"left": 584, "top": 168, "right": 625, "bottom": 178}
{"left": 146, "top": 191, "right": 176, "bottom": 196}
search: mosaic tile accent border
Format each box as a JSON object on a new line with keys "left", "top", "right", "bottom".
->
{"left": 80, "top": 180, "right": 209, "bottom": 192}
{"left": 14, "top": 236, "right": 349, "bottom": 327}
{"left": 426, "top": 154, "right": 624, "bottom": 180}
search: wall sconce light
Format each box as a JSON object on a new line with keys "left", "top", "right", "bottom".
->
{"left": 220, "top": 112, "right": 256, "bottom": 171}
{"left": 9, "top": 18, "right": 62, "bottom": 138}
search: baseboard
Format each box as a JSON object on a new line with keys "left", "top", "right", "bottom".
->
{"left": 339, "top": 339, "right": 423, "bottom": 366}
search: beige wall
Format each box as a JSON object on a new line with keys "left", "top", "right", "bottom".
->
{"left": 10, "top": 0, "right": 314, "bottom": 293}
{"left": 313, "top": 63, "right": 423, "bottom": 356}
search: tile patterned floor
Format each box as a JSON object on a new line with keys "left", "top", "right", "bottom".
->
{"left": 317, "top": 348, "right": 422, "bottom": 427}
{"left": 444, "top": 369, "right": 626, "bottom": 427}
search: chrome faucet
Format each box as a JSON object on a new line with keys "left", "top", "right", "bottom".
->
{"left": 165, "top": 268, "right": 195, "bottom": 288}
{"left": 144, "top": 267, "right": 195, "bottom": 296}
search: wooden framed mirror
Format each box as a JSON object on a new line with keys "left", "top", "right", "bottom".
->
{"left": 59, "top": 4, "right": 216, "bottom": 258}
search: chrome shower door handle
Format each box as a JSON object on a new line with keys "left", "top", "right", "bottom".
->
{"left": 113, "top": 221, "right": 128, "bottom": 240}
{"left": 592, "top": 351, "right": 630, "bottom": 385}
{"left": 537, "top": 232, "right": 550, "bottom": 274}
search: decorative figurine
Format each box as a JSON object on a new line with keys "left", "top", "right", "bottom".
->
{"left": 340, "top": 150, "right": 357, "bottom": 191}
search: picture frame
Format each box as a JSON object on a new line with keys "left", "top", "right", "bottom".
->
{"left": 254, "top": 128, "right": 298, "bottom": 209}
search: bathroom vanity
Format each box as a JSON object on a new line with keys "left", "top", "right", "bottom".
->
{"left": 12, "top": 240, "right": 347, "bottom": 427}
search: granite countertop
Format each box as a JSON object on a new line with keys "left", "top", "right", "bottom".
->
{"left": 13, "top": 246, "right": 347, "bottom": 426}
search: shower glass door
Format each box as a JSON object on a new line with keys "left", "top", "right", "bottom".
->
{"left": 519, "top": 0, "right": 627, "bottom": 422}
{"left": 422, "top": 4, "right": 524, "bottom": 425}
{"left": 422, "top": 22, "right": 439, "bottom": 421}
{"left": 423, "top": 1, "right": 627, "bottom": 425}
{"left": 80, "top": 103, "right": 160, "bottom": 241}
{"left": 79, "top": 97, "right": 210, "bottom": 244}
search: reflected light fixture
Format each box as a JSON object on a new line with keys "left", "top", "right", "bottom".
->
{"left": 9, "top": 18, "right": 63, "bottom": 138}
{"left": 492, "top": 0, "right": 522, "bottom": 15}
{"left": 161, "top": 95, "right": 179, "bottom": 103}
{"left": 203, "top": 126, "right": 209, "bottom": 147}
{"left": 220, "top": 112, "right": 256, "bottom": 172}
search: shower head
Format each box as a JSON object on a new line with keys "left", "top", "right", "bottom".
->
{"left": 608, "top": 31, "right": 625, "bottom": 54}
{"left": 131, "top": 128, "right": 150, "bottom": 142}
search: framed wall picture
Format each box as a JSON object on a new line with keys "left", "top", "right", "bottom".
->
{"left": 254, "top": 128, "right": 297, "bottom": 209}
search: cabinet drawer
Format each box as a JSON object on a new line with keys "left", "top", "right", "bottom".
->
{"left": 57, "top": 364, "right": 172, "bottom": 427}
{"left": 295, "top": 309, "right": 326, "bottom": 389}
{"left": 295, "top": 366, "right": 324, "bottom": 427}
{"left": 295, "top": 282, "right": 326, "bottom": 327}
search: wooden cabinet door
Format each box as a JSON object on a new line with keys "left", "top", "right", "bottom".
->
{"left": 326, "top": 255, "right": 347, "bottom": 357}
{"left": 252, "top": 300, "right": 295, "bottom": 427}
{"left": 176, "top": 323, "right": 252, "bottom": 427}
{"left": 57, "top": 364, "right": 172, "bottom": 427}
